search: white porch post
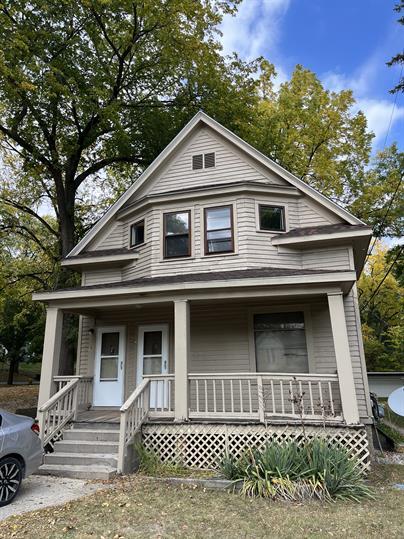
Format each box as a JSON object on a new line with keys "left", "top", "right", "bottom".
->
{"left": 174, "top": 299, "right": 190, "bottom": 421}
{"left": 37, "top": 307, "right": 63, "bottom": 409}
{"left": 327, "top": 292, "right": 360, "bottom": 424}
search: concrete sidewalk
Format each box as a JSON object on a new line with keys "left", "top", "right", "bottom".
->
{"left": 0, "top": 474, "right": 105, "bottom": 522}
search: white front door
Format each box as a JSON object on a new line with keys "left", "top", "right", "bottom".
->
{"left": 93, "top": 327, "right": 125, "bottom": 407}
{"left": 137, "top": 325, "right": 169, "bottom": 409}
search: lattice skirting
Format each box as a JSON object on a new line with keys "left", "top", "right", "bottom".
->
{"left": 142, "top": 423, "right": 370, "bottom": 472}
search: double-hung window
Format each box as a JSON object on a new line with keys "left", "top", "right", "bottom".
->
{"left": 204, "top": 205, "right": 234, "bottom": 255}
{"left": 163, "top": 211, "right": 191, "bottom": 258}
{"left": 259, "top": 205, "right": 286, "bottom": 232}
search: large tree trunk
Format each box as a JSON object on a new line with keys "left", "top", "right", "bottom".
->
{"left": 7, "top": 354, "right": 18, "bottom": 385}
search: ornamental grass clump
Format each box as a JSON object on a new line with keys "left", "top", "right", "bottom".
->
{"left": 219, "top": 440, "right": 372, "bottom": 502}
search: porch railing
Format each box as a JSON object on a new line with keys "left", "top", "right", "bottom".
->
{"left": 188, "top": 373, "right": 342, "bottom": 422}
{"left": 38, "top": 376, "right": 93, "bottom": 446}
{"left": 145, "top": 374, "right": 175, "bottom": 418}
{"left": 117, "top": 379, "right": 150, "bottom": 473}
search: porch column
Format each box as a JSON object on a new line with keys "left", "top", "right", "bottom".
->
{"left": 174, "top": 299, "right": 190, "bottom": 421}
{"left": 37, "top": 307, "right": 63, "bottom": 408}
{"left": 327, "top": 292, "right": 360, "bottom": 424}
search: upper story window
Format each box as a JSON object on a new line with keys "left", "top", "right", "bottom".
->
{"left": 163, "top": 211, "right": 191, "bottom": 258}
{"left": 259, "top": 205, "right": 285, "bottom": 232}
{"left": 192, "top": 152, "right": 215, "bottom": 170}
{"left": 130, "top": 220, "right": 145, "bottom": 248}
{"left": 204, "top": 205, "right": 234, "bottom": 255}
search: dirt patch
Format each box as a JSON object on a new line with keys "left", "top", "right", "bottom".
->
{"left": 0, "top": 385, "right": 39, "bottom": 413}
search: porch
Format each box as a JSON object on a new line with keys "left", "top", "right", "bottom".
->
{"left": 36, "top": 281, "right": 367, "bottom": 474}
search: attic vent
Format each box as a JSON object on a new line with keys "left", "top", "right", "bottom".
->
{"left": 192, "top": 152, "right": 216, "bottom": 170}
{"left": 192, "top": 154, "right": 203, "bottom": 170}
{"left": 204, "top": 152, "right": 215, "bottom": 168}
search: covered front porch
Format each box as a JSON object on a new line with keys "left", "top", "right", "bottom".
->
{"left": 35, "top": 276, "right": 364, "bottom": 471}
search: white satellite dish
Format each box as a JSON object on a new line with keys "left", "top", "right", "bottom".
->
{"left": 388, "top": 386, "right": 404, "bottom": 417}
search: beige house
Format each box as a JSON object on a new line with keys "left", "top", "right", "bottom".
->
{"left": 34, "top": 112, "right": 373, "bottom": 479}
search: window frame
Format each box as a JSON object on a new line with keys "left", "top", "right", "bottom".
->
{"left": 163, "top": 210, "right": 192, "bottom": 259}
{"left": 129, "top": 219, "right": 145, "bottom": 249}
{"left": 248, "top": 305, "right": 315, "bottom": 373}
{"left": 204, "top": 204, "right": 234, "bottom": 256}
{"left": 258, "top": 204, "right": 286, "bottom": 233}
{"left": 191, "top": 152, "right": 216, "bottom": 171}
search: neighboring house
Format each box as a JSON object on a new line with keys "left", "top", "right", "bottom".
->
{"left": 368, "top": 372, "right": 404, "bottom": 399}
{"left": 34, "top": 112, "right": 373, "bottom": 479}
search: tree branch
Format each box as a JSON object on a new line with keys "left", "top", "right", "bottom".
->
{"left": 1, "top": 198, "right": 59, "bottom": 237}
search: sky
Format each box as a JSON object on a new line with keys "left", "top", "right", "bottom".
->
{"left": 220, "top": 0, "right": 404, "bottom": 152}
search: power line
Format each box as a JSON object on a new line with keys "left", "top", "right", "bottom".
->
{"left": 365, "top": 63, "right": 404, "bottom": 262}
{"left": 360, "top": 245, "right": 403, "bottom": 312}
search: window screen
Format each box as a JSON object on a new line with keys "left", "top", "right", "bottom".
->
{"left": 254, "top": 312, "right": 308, "bottom": 373}
{"left": 259, "top": 205, "right": 285, "bottom": 232}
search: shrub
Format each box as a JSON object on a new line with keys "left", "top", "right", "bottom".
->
{"left": 135, "top": 444, "right": 189, "bottom": 477}
{"left": 219, "top": 440, "right": 372, "bottom": 502}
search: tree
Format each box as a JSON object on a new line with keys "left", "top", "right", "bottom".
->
{"left": 358, "top": 242, "right": 404, "bottom": 371}
{"left": 348, "top": 145, "right": 404, "bottom": 238}
{"left": 387, "top": 0, "right": 404, "bottom": 93}
{"left": 0, "top": 0, "right": 258, "bottom": 261}
{"left": 250, "top": 64, "right": 373, "bottom": 201}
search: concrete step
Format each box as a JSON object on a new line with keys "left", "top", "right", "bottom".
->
{"left": 64, "top": 429, "right": 120, "bottom": 442}
{"left": 44, "top": 452, "right": 118, "bottom": 467}
{"left": 38, "top": 463, "right": 116, "bottom": 480}
{"left": 54, "top": 439, "right": 119, "bottom": 454}
{"left": 72, "top": 421, "right": 119, "bottom": 431}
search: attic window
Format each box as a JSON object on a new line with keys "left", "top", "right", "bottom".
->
{"left": 259, "top": 205, "right": 286, "bottom": 232}
{"left": 192, "top": 152, "right": 215, "bottom": 170}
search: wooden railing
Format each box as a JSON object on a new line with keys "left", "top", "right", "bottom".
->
{"left": 117, "top": 379, "right": 150, "bottom": 473}
{"left": 144, "top": 374, "right": 175, "bottom": 418}
{"left": 188, "top": 373, "right": 342, "bottom": 422}
{"left": 38, "top": 376, "right": 93, "bottom": 446}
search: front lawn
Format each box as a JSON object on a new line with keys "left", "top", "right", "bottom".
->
{"left": 0, "top": 385, "right": 39, "bottom": 413}
{"left": 1, "top": 465, "right": 403, "bottom": 538}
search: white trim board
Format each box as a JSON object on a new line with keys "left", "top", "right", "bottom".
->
{"left": 67, "top": 112, "right": 366, "bottom": 258}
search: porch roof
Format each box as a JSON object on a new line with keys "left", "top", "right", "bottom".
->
{"left": 33, "top": 266, "right": 356, "bottom": 305}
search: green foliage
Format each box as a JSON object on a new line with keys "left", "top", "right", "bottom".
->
{"left": 377, "top": 422, "right": 404, "bottom": 447}
{"left": 358, "top": 242, "right": 404, "bottom": 371}
{"left": 135, "top": 444, "right": 189, "bottom": 477}
{"left": 220, "top": 441, "right": 372, "bottom": 502}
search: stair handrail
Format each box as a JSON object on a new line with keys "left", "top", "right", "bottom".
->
{"left": 38, "top": 377, "right": 80, "bottom": 446}
{"left": 117, "top": 379, "right": 150, "bottom": 473}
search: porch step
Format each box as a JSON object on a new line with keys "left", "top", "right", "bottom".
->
{"left": 64, "top": 429, "right": 119, "bottom": 442}
{"left": 53, "top": 439, "right": 119, "bottom": 454}
{"left": 38, "top": 463, "right": 117, "bottom": 480}
{"left": 44, "top": 452, "right": 118, "bottom": 467}
{"left": 72, "top": 421, "right": 120, "bottom": 431}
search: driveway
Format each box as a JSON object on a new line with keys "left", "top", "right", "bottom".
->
{"left": 0, "top": 474, "right": 105, "bottom": 521}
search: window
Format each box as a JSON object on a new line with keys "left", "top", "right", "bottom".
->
{"left": 254, "top": 312, "right": 308, "bottom": 373}
{"left": 163, "top": 211, "right": 191, "bottom": 258}
{"left": 192, "top": 152, "right": 216, "bottom": 170}
{"left": 130, "top": 220, "right": 145, "bottom": 247}
{"left": 99, "top": 332, "right": 120, "bottom": 381}
{"left": 204, "top": 205, "right": 234, "bottom": 255}
{"left": 259, "top": 205, "right": 285, "bottom": 232}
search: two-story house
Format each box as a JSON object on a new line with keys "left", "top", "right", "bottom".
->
{"left": 34, "top": 112, "right": 373, "bottom": 479}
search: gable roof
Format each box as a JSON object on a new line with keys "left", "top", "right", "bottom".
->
{"left": 67, "top": 111, "right": 367, "bottom": 257}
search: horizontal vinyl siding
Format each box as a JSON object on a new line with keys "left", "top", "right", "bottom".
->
{"left": 83, "top": 268, "right": 122, "bottom": 285}
{"left": 299, "top": 199, "right": 339, "bottom": 227}
{"left": 344, "top": 291, "right": 369, "bottom": 419}
{"left": 77, "top": 316, "right": 94, "bottom": 377}
{"left": 88, "top": 222, "right": 125, "bottom": 251}
{"left": 145, "top": 126, "right": 288, "bottom": 196}
{"left": 302, "top": 247, "right": 351, "bottom": 271}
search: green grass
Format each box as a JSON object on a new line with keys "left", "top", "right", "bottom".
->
{"left": 0, "top": 362, "right": 41, "bottom": 384}
{"left": 0, "top": 465, "right": 403, "bottom": 539}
